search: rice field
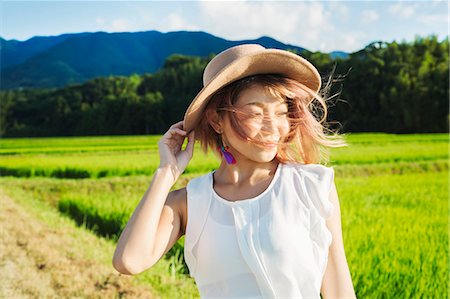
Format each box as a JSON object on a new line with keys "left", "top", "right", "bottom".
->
{"left": 0, "top": 132, "right": 448, "bottom": 298}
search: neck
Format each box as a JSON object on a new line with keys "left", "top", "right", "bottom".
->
{"left": 214, "top": 158, "right": 279, "bottom": 186}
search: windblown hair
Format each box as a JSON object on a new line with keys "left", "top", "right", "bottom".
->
{"left": 195, "top": 72, "right": 348, "bottom": 165}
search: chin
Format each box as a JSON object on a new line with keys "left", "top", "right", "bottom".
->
{"left": 252, "top": 149, "right": 278, "bottom": 163}
{"left": 232, "top": 143, "right": 278, "bottom": 163}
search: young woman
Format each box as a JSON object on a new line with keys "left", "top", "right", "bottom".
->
{"left": 113, "top": 44, "right": 357, "bottom": 298}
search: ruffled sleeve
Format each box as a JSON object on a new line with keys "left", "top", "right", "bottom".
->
{"left": 293, "top": 163, "right": 336, "bottom": 280}
{"left": 184, "top": 173, "right": 213, "bottom": 278}
{"left": 301, "top": 164, "right": 335, "bottom": 219}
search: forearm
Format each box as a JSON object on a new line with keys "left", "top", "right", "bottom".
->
{"left": 112, "top": 166, "right": 176, "bottom": 274}
{"left": 321, "top": 260, "right": 357, "bottom": 299}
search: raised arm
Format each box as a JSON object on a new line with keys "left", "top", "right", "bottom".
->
{"left": 112, "top": 121, "right": 195, "bottom": 275}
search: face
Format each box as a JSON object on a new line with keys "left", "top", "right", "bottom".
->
{"left": 221, "top": 84, "right": 290, "bottom": 163}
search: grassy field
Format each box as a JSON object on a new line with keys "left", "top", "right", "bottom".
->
{"left": 0, "top": 133, "right": 448, "bottom": 298}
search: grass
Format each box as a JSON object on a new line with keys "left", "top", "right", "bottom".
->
{"left": 0, "top": 133, "right": 447, "bottom": 179}
{"left": 0, "top": 132, "right": 448, "bottom": 298}
{"left": 0, "top": 180, "right": 199, "bottom": 298}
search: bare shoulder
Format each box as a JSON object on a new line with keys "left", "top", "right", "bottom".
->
{"left": 166, "top": 187, "right": 187, "bottom": 236}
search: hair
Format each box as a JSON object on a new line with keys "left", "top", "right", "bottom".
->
{"left": 195, "top": 72, "right": 348, "bottom": 165}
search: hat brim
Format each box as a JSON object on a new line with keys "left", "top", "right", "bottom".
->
{"left": 183, "top": 49, "right": 321, "bottom": 133}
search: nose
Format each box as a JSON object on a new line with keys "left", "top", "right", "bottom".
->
{"left": 261, "top": 116, "right": 281, "bottom": 140}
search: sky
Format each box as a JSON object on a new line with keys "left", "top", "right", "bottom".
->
{"left": 1, "top": 0, "right": 448, "bottom": 53}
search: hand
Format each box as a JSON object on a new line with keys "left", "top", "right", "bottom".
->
{"left": 157, "top": 121, "right": 195, "bottom": 181}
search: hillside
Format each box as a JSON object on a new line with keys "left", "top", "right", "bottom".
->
{"left": 1, "top": 30, "right": 342, "bottom": 90}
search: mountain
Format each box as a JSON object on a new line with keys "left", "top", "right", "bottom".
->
{"left": 329, "top": 51, "right": 348, "bottom": 59}
{"left": 0, "top": 30, "right": 348, "bottom": 90}
{"left": 1, "top": 33, "right": 82, "bottom": 70}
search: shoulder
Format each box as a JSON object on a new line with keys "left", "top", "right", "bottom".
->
{"left": 283, "top": 161, "right": 334, "bottom": 173}
{"left": 175, "top": 172, "right": 213, "bottom": 235}
{"left": 186, "top": 172, "right": 211, "bottom": 190}
{"left": 167, "top": 185, "right": 187, "bottom": 202}
{"left": 168, "top": 187, "right": 187, "bottom": 202}
{"left": 283, "top": 162, "right": 335, "bottom": 218}
{"left": 166, "top": 187, "right": 187, "bottom": 235}
{"left": 282, "top": 162, "right": 334, "bottom": 182}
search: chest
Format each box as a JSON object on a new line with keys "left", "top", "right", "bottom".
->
{"left": 194, "top": 193, "right": 318, "bottom": 283}
{"left": 213, "top": 177, "right": 275, "bottom": 202}
{"left": 202, "top": 187, "right": 313, "bottom": 257}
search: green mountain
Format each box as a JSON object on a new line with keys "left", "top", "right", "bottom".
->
{"left": 1, "top": 30, "right": 345, "bottom": 90}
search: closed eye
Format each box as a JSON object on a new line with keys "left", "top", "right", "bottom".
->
{"left": 251, "top": 112, "right": 287, "bottom": 116}
{"left": 244, "top": 111, "right": 288, "bottom": 119}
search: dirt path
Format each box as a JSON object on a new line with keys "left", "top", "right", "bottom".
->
{"left": 0, "top": 189, "right": 156, "bottom": 299}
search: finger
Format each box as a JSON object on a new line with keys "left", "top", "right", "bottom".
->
{"left": 170, "top": 121, "right": 184, "bottom": 129}
{"left": 170, "top": 128, "right": 186, "bottom": 136}
{"left": 185, "top": 131, "right": 195, "bottom": 155}
{"left": 163, "top": 127, "right": 186, "bottom": 138}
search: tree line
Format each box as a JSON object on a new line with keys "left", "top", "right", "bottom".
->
{"left": 1, "top": 34, "right": 447, "bottom": 137}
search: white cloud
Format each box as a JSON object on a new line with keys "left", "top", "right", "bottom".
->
{"left": 110, "top": 19, "right": 131, "bottom": 32}
{"left": 388, "top": 2, "right": 419, "bottom": 19}
{"left": 361, "top": 10, "right": 379, "bottom": 24}
{"left": 95, "top": 18, "right": 105, "bottom": 26}
{"left": 428, "top": 1, "right": 447, "bottom": 9}
{"left": 196, "top": 1, "right": 369, "bottom": 52}
{"left": 93, "top": 18, "right": 135, "bottom": 32}
{"left": 328, "top": 2, "right": 350, "bottom": 22}
{"left": 417, "top": 13, "right": 448, "bottom": 25}
{"left": 198, "top": 1, "right": 334, "bottom": 49}
{"left": 339, "top": 31, "right": 367, "bottom": 52}
{"left": 164, "top": 13, "right": 199, "bottom": 31}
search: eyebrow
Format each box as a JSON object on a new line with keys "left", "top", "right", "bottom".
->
{"left": 243, "top": 102, "right": 286, "bottom": 108}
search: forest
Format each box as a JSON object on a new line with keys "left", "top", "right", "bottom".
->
{"left": 1, "top": 34, "right": 448, "bottom": 137}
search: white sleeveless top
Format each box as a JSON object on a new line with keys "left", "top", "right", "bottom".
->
{"left": 184, "top": 162, "right": 335, "bottom": 299}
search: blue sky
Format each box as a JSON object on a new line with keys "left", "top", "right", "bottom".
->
{"left": 1, "top": 1, "right": 448, "bottom": 53}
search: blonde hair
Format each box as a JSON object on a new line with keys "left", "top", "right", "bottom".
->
{"left": 195, "top": 73, "right": 348, "bottom": 165}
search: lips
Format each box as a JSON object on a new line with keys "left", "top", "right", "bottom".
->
{"left": 259, "top": 136, "right": 280, "bottom": 148}
{"left": 265, "top": 141, "right": 278, "bottom": 147}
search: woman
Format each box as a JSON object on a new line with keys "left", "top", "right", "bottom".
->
{"left": 113, "top": 44, "right": 357, "bottom": 298}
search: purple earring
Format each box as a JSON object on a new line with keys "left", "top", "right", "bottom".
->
{"left": 217, "top": 133, "right": 236, "bottom": 164}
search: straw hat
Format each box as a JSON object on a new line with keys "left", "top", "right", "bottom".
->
{"left": 182, "top": 44, "right": 321, "bottom": 133}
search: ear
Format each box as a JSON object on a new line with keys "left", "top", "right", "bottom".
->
{"left": 205, "top": 108, "right": 223, "bottom": 133}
